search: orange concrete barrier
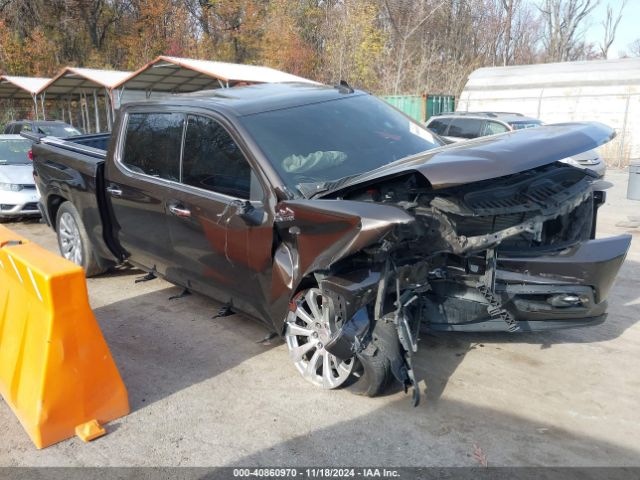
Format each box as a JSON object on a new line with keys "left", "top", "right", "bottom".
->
{"left": 0, "top": 225, "right": 129, "bottom": 449}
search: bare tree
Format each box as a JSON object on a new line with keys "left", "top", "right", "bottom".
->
{"left": 599, "top": 0, "right": 627, "bottom": 58}
{"left": 502, "top": 0, "right": 514, "bottom": 65}
{"left": 629, "top": 39, "right": 640, "bottom": 57}
{"left": 538, "top": 0, "right": 599, "bottom": 62}
{"left": 382, "top": 0, "right": 447, "bottom": 94}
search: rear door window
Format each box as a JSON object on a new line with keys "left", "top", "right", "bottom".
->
{"left": 447, "top": 118, "right": 483, "bottom": 139}
{"left": 181, "top": 115, "right": 256, "bottom": 200}
{"left": 510, "top": 121, "right": 542, "bottom": 130}
{"left": 122, "top": 112, "right": 184, "bottom": 181}
{"left": 426, "top": 118, "right": 450, "bottom": 135}
{"left": 484, "top": 121, "right": 510, "bottom": 136}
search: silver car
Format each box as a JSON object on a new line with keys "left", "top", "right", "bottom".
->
{"left": 0, "top": 135, "right": 40, "bottom": 222}
{"left": 425, "top": 112, "right": 606, "bottom": 177}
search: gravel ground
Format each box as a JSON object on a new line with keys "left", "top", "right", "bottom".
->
{"left": 0, "top": 169, "right": 638, "bottom": 467}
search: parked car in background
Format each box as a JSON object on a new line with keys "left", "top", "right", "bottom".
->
{"left": 425, "top": 112, "right": 606, "bottom": 177}
{"left": 0, "top": 135, "right": 40, "bottom": 222}
{"left": 4, "top": 120, "right": 82, "bottom": 138}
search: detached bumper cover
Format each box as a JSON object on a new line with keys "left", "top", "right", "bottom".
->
{"left": 429, "top": 235, "right": 631, "bottom": 332}
{"left": 497, "top": 234, "right": 631, "bottom": 303}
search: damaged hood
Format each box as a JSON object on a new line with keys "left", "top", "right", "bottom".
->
{"left": 319, "top": 122, "right": 614, "bottom": 195}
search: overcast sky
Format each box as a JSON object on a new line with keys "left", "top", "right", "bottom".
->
{"left": 582, "top": 0, "right": 640, "bottom": 57}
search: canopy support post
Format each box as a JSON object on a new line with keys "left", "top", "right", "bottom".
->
{"left": 79, "top": 94, "right": 87, "bottom": 133}
{"left": 67, "top": 96, "right": 73, "bottom": 126}
{"left": 83, "top": 92, "right": 92, "bottom": 133}
{"left": 93, "top": 90, "right": 100, "bottom": 133}
{"left": 41, "top": 92, "right": 46, "bottom": 120}
{"left": 116, "top": 85, "right": 125, "bottom": 111}
{"left": 105, "top": 88, "right": 112, "bottom": 129}
{"left": 32, "top": 94, "right": 39, "bottom": 120}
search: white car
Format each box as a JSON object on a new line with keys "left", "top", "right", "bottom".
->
{"left": 0, "top": 134, "right": 40, "bottom": 222}
{"left": 425, "top": 112, "right": 606, "bottom": 177}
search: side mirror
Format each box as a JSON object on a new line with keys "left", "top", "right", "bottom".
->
{"left": 232, "top": 199, "right": 263, "bottom": 226}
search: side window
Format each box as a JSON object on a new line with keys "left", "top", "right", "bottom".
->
{"left": 426, "top": 118, "right": 449, "bottom": 135}
{"left": 21, "top": 124, "right": 31, "bottom": 132}
{"left": 447, "top": 118, "right": 483, "bottom": 139}
{"left": 484, "top": 121, "right": 509, "bottom": 136}
{"left": 122, "top": 112, "right": 184, "bottom": 181}
{"left": 182, "top": 115, "right": 255, "bottom": 200}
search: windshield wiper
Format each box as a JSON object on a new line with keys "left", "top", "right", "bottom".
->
{"left": 296, "top": 146, "right": 446, "bottom": 199}
{"left": 297, "top": 181, "right": 328, "bottom": 199}
{"left": 297, "top": 173, "right": 364, "bottom": 199}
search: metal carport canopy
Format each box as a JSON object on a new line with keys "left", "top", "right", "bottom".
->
{"left": 38, "top": 67, "right": 132, "bottom": 131}
{"left": 114, "top": 55, "right": 319, "bottom": 93}
{"left": 39, "top": 67, "right": 132, "bottom": 97}
{"left": 0, "top": 76, "right": 50, "bottom": 99}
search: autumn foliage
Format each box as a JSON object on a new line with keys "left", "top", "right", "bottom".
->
{"left": 0, "top": 0, "right": 617, "bottom": 96}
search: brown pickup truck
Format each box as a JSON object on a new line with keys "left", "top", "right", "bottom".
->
{"left": 28, "top": 83, "right": 631, "bottom": 404}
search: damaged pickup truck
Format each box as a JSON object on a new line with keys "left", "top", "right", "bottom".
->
{"left": 29, "top": 83, "right": 631, "bottom": 404}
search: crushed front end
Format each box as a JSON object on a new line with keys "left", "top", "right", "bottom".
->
{"left": 315, "top": 163, "right": 630, "bottom": 404}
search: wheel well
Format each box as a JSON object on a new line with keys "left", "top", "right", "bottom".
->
{"left": 280, "top": 274, "right": 318, "bottom": 336}
{"left": 295, "top": 275, "right": 317, "bottom": 295}
{"left": 47, "top": 195, "right": 67, "bottom": 231}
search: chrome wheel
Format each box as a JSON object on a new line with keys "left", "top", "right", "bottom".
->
{"left": 58, "top": 211, "right": 83, "bottom": 266}
{"left": 285, "top": 288, "right": 355, "bottom": 389}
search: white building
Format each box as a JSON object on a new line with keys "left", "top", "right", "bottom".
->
{"left": 458, "top": 58, "right": 640, "bottom": 166}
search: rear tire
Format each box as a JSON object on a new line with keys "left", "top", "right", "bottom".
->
{"left": 55, "top": 201, "right": 106, "bottom": 277}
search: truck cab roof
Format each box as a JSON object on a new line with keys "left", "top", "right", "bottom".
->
{"left": 125, "top": 82, "right": 364, "bottom": 117}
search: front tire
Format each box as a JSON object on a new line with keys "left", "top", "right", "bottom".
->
{"left": 284, "top": 287, "right": 391, "bottom": 396}
{"left": 55, "top": 201, "right": 106, "bottom": 277}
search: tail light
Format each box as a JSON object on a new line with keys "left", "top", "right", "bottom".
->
{"left": 27, "top": 150, "right": 33, "bottom": 161}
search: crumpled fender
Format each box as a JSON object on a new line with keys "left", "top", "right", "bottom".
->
{"left": 269, "top": 199, "right": 414, "bottom": 331}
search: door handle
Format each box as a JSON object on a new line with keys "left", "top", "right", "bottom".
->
{"left": 106, "top": 185, "right": 123, "bottom": 197}
{"left": 168, "top": 204, "right": 191, "bottom": 218}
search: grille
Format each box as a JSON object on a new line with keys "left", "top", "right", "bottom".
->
{"left": 23, "top": 203, "right": 39, "bottom": 210}
{"left": 433, "top": 164, "right": 596, "bottom": 251}
{"left": 462, "top": 166, "right": 590, "bottom": 215}
{"left": 453, "top": 212, "right": 529, "bottom": 236}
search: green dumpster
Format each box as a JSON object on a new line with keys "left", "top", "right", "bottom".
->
{"left": 380, "top": 94, "right": 456, "bottom": 123}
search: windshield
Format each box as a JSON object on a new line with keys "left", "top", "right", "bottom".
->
{"left": 509, "top": 121, "right": 542, "bottom": 130}
{"left": 240, "top": 94, "right": 441, "bottom": 195}
{"left": 0, "top": 139, "right": 31, "bottom": 165}
{"left": 37, "top": 124, "right": 82, "bottom": 137}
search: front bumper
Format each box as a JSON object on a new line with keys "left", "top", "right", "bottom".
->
{"left": 428, "top": 235, "right": 631, "bottom": 332}
{"left": 0, "top": 188, "right": 41, "bottom": 218}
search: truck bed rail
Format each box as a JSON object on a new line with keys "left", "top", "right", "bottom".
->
{"left": 21, "top": 132, "right": 109, "bottom": 160}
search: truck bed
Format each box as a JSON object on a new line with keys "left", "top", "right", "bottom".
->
{"left": 28, "top": 131, "right": 119, "bottom": 268}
